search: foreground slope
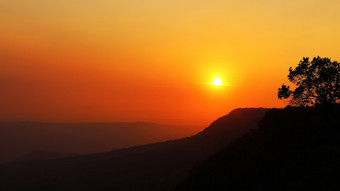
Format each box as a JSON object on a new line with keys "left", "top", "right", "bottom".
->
{"left": 176, "top": 106, "right": 340, "bottom": 191}
{"left": 0, "top": 122, "right": 199, "bottom": 163}
{"left": 0, "top": 108, "right": 268, "bottom": 191}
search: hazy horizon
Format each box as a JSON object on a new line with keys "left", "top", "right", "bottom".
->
{"left": 1, "top": 0, "right": 340, "bottom": 126}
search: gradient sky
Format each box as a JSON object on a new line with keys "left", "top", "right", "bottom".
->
{"left": 1, "top": 0, "right": 340, "bottom": 126}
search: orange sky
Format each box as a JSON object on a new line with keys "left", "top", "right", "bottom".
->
{"left": 1, "top": 0, "right": 340, "bottom": 126}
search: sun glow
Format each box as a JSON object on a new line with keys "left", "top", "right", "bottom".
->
{"left": 212, "top": 77, "right": 223, "bottom": 86}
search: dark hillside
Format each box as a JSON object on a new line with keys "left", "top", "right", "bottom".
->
{"left": 0, "top": 108, "right": 268, "bottom": 191}
{"left": 176, "top": 106, "right": 340, "bottom": 191}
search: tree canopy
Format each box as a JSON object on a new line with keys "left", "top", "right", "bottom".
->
{"left": 278, "top": 57, "right": 340, "bottom": 106}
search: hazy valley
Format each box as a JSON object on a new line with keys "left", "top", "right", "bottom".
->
{"left": 0, "top": 122, "right": 201, "bottom": 164}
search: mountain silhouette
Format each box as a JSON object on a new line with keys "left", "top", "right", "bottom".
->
{"left": 176, "top": 106, "right": 340, "bottom": 191}
{"left": 0, "top": 108, "right": 268, "bottom": 191}
{"left": 0, "top": 122, "right": 200, "bottom": 163}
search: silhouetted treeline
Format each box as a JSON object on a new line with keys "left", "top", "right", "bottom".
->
{"left": 278, "top": 57, "right": 340, "bottom": 106}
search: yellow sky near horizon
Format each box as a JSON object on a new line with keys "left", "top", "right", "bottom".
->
{"left": 1, "top": 0, "right": 340, "bottom": 126}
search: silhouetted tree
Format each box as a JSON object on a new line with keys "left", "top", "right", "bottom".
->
{"left": 278, "top": 57, "right": 340, "bottom": 106}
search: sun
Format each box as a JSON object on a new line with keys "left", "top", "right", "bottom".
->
{"left": 212, "top": 77, "right": 223, "bottom": 86}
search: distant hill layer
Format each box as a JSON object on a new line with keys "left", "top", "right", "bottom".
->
{"left": 0, "top": 122, "right": 200, "bottom": 163}
{"left": 0, "top": 108, "right": 268, "bottom": 191}
{"left": 176, "top": 106, "right": 340, "bottom": 191}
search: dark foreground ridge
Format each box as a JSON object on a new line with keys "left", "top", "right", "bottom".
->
{"left": 176, "top": 106, "right": 340, "bottom": 191}
{"left": 0, "top": 108, "right": 268, "bottom": 191}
